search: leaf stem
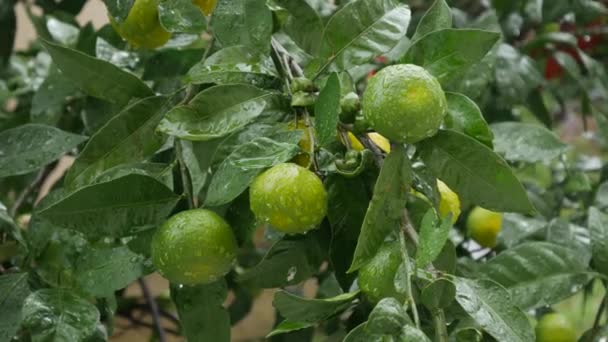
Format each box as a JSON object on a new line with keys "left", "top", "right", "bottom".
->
{"left": 175, "top": 140, "right": 196, "bottom": 209}
{"left": 432, "top": 309, "right": 449, "bottom": 342}
{"left": 138, "top": 278, "right": 167, "bottom": 342}
{"left": 398, "top": 216, "right": 420, "bottom": 329}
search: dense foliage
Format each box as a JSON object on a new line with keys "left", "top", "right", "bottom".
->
{"left": 1, "top": 0, "right": 607, "bottom": 341}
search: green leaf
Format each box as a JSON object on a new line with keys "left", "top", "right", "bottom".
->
{"left": 349, "top": 145, "right": 412, "bottom": 272}
{"left": 158, "top": 0, "right": 206, "bottom": 33}
{"left": 478, "top": 242, "right": 592, "bottom": 310}
{"left": 31, "top": 66, "right": 78, "bottom": 125}
{"left": 589, "top": 207, "right": 608, "bottom": 277}
{"left": 205, "top": 132, "right": 302, "bottom": 206}
{"left": 0, "top": 124, "right": 87, "bottom": 178}
{"left": 267, "top": 321, "right": 314, "bottom": 338}
{"left": 41, "top": 39, "right": 153, "bottom": 106}
{"left": 211, "top": 0, "right": 273, "bottom": 52}
{"left": 171, "top": 281, "right": 230, "bottom": 342}
{"left": 0, "top": 0, "right": 16, "bottom": 66}
{"left": 444, "top": 92, "right": 493, "bottom": 147}
{"left": 343, "top": 323, "right": 386, "bottom": 342}
{"left": 315, "top": 73, "right": 341, "bottom": 147}
{"left": 402, "top": 29, "right": 500, "bottom": 85}
{"left": 237, "top": 232, "right": 324, "bottom": 288}
{"left": 499, "top": 213, "right": 547, "bottom": 248}
{"left": 546, "top": 219, "right": 591, "bottom": 266}
{"left": 453, "top": 278, "right": 534, "bottom": 342}
{"left": 102, "top": 0, "right": 134, "bottom": 22}
{"left": 275, "top": 0, "right": 324, "bottom": 55}
{"left": 0, "top": 273, "right": 30, "bottom": 341}
{"left": 22, "top": 289, "right": 100, "bottom": 342}
{"left": 319, "top": 0, "right": 411, "bottom": 72}
{"left": 273, "top": 290, "right": 358, "bottom": 324}
{"left": 494, "top": 44, "right": 543, "bottom": 103}
{"left": 411, "top": 0, "right": 452, "bottom": 41}
{"left": 326, "top": 175, "right": 369, "bottom": 290}
{"left": 418, "top": 130, "right": 534, "bottom": 213}
{"left": 491, "top": 122, "right": 568, "bottom": 163}
{"left": 65, "top": 96, "right": 170, "bottom": 190}
{"left": 186, "top": 46, "right": 279, "bottom": 88}
{"left": 94, "top": 162, "right": 174, "bottom": 188}
{"left": 75, "top": 246, "right": 150, "bottom": 297}
{"left": 416, "top": 210, "right": 452, "bottom": 268}
{"left": 38, "top": 175, "right": 179, "bottom": 240}
{"left": 420, "top": 278, "right": 455, "bottom": 310}
{"left": 366, "top": 297, "right": 409, "bottom": 335}
{"left": 158, "top": 85, "right": 284, "bottom": 141}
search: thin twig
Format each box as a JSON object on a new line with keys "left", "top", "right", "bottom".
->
{"left": 116, "top": 312, "right": 181, "bottom": 336}
{"left": 9, "top": 164, "right": 53, "bottom": 217}
{"left": 358, "top": 134, "right": 384, "bottom": 168}
{"left": 398, "top": 223, "right": 420, "bottom": 329}
{"left": 592, "top": 295, "right": 607, "bottom": 333}
{"left": 138, "top": 278, "right": 167, "bottom": 342}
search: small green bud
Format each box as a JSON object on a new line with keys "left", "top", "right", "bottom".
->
{"left": 291, "top": 91, "right": 317, "bottom": 107}
{"left": 291, "top": 77, "right": 316, "bottom": 93}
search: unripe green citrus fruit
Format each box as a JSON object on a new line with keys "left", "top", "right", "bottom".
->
{"left": 110, "top": 0, "right": 171, "bottom": 49}
{"left": 437, "top": 180, "right": 461, "bottom": 224}
{"left": 466, "top": 206, "right": 503, "bottom": 248}
{"left": 536, "top": 313, "right": 577, "bottom": 342}
{"left": 193, "top": 0, "right": 218, "bottom": 16}
{"left": 249, "top": 163, "right": 327, "bottom": 234}
{"left": 357, "top": 242, "right": 406, "bottom": 303}
{"left": 362, "top": 64, "right": 447, "bottom": 143}
{"left": 151, "top": 209, "right": 237, "bottom": 285}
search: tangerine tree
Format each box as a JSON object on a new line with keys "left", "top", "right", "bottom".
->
{"left": 0, "top": 0, "right": 607, "bottom": 341}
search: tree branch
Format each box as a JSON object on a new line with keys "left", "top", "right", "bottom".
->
{"left": 138, "top": 278, "right": 167, "bottom": 342}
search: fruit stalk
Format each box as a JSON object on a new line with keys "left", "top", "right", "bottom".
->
{"left": 432, "top": 309, "right": 449, "bottom": 342}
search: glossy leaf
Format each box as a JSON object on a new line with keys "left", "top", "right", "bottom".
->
{"left": 402, "top": 29, "right": 500, "bottom": 85}
{"left": 172, "top": 281, "right": 230, "bottom": 342}
{"left": 0, "top": 124, "right": 87, "bottom": 178}
{"left": 205, "top": 132, "right": 301, "bottom": 206}
{"left": 418, "top": 130, "right": 534, "bottom": 213}
{"left": 186, "top": 46, "right": 279, "bottom": 88}
{"left": 589, "top": 207, "right": 608, "bottom": 277}
{"left": 211, "top": 0, "right": 272, "bottom": 52}
{"left": 38, "top": 175, "right": 180, "bottom": 240}
{"left": 494, "top": 44, "right": 543, "bottom": 103}
{"left": 366, "top": 298, "right": 409, "bottom": 335}
{"left": 326, "top": 175, "right": 369, "bottom": 290}
{"left": 75, "top": 246, "right": 150, "bottom": 296}
{"left": 454, "top": 278, "right": 534, "bottom": 342}
{"left": 103, "top": 0, "right": 134, "bottom": 22}
{"left": 0, "top": 273, "right": 30, "bottom": 341}
{"left": 158, "top": 85, "right": 284, "bottom": 141}
{"left": 267, "top": 321, "right": 314, "bottom": 338}
{"left": 411, "top": 0, "right": 452, "bottom": 41}
{"left": 343, "top": 323, "right": 386, "bottom": 342}
{"left": 420, "top": 278, "right": 455, "bottom": 310}
{"left": 31, "top": 66, "right": 78, "bottom": 125}
{"left": 319, "top": 0, "right": 411, "bottom": 71}
{"left": 491, "top": 122, "right": 567, "bottom": 163}
{"left": 314, "top": 73, "right": 341, "bottom": 147}
{"left": 275, "top": 0, "right": 323, "bottom": 55}
{"left": 22, "top": 289, "right": 100, "bottom": 342}
{"left": 94, "top": 162, "right": 174, "bottom": 188}
{"left": 273, "top": 290, "right": 358, "bottom": 323}
{"left": 444, "top": 92, "right": 493, "bottom": 147}
{"left": 479, "top": 242, "right": 592, "bottom": 309}
{"left": 499, "top": 213, "right": 547, "bottom": 248}
{"left": 158, "top": 0, "right": 206, "bottom": 33}
{"left": 349, "top": 145, "right": 411, "bottom": 272}
{"left": 416, "top": 210, "right": 452, "bottom": 268}
{"left": 41, "top": 39, "right": 153, "bottom": 106}
{"left": 237, "top": 232, "right": 324, "bottom": 288}
{"left": 65, "top": 96, "right": 170, "bottom": 190}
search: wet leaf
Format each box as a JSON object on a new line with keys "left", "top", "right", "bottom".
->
{"left": 319, "top": 0, "right": 411, "bottom": 71}
{"left": 454, "top": 278, "right": 534, "bottom": 342}
{"left": 38, "top": 175, "right": 179, "bottom": 240}
{"left": 211, "top": 0, "right": 272, "bottom": 52}
{"left": 158, "top": 0, "right": 207, "bottom": 33}
{"left": 491, "top": 122, "right": 567, "bottom": 162}
{"left": 366, "top": 297, "right": 409, "bottom": 335}
{"left": 416, "top": 209, "right": 452, "bottom": 268}
{"left": 588, "top": 207, "right": 608, "bottom": 277}
{"left": 411, "top": 0, "right": 452, "bottom": 41}
{"left": 273, "top": 290, "right": 358, "bottom": 324}
{"left": 275, "top": 0, "right": 323, "bottom": 55}
{"left": 478, "top": 242, "right": 592, "bottom": 309}
{"left": 22, "top": 289, "right": 100, "bottom": 342}
{"left": 349, "top": 145, "right": 411, "bottom": 272}
{"left": 0, "top": 273, "right": 30, "bottom": 341}
{"left": 0, "top": 124, "right": 87, "bottom": 178}
{"left": 444, "top": 92, "right": 493, "bottom": 147}
{"left": 418, "top": 130, "right": 534, "bottom": 213}
{"left": 314, "top": 73, "right": 341, "bottom": 147}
